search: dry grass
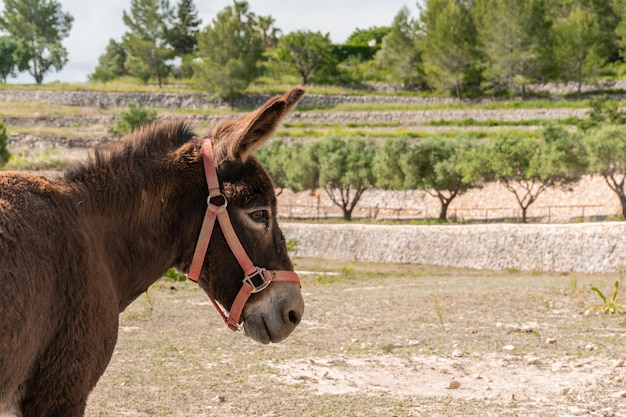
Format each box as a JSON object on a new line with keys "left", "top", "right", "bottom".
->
{"left": 85, "top": 258, "right": 626, "bottom": 417}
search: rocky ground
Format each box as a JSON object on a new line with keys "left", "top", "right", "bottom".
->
{"left": 85, "top": 259, "right": 626, "bottom": 417}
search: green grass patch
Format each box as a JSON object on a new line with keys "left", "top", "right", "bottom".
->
{"left": 3, "top": 149, "right": 68, "bottom": 171}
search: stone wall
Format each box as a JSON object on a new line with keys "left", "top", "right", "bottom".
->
{"left": 282, "top": 222, "right": 626, "bottom": 273}
{"left": 1, "top": 88, "right": 622, "bottom": 111}
{"left": 0, "top": 89, "right": 460, "bottom": 110}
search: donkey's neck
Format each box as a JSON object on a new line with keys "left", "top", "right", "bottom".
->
{"left": 67, "top": 145, "right": 207, "bottom": 311}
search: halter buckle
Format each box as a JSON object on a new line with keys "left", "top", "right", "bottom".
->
{"left": 243, "top": 268, "right": 271, "bottom": 293}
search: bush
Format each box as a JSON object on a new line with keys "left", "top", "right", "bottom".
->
{"left": 0, "top": 121, "right": 10, "bottom": 168}
{"left": 108, "top": 103, "right": 158, "bottom": 136}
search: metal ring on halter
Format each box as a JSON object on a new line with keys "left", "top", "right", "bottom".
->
{"left": 207, "top": 194, "right": 227, "bottom": 208}
{"left": 243, "top": 268, "right": 271, "bottom": 293}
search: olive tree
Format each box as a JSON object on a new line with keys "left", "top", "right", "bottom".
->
{"left": 584, "top": 125, "right": 626, "bottom": 218}
{"left": 401, "top": 136, "right": 482, "bottom": 221}
{"left": 488, "top": 126, "right": 586, "bottom": 222}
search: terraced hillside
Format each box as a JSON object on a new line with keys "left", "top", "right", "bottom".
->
{"left": 0, "top": 89, "right": 622, "bottom": 222}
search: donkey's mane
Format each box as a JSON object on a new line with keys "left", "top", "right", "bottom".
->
{"left": 65, "top": 119, "right": 198, "bottom": 183}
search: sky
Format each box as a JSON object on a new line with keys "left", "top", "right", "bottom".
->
{"left": 0, "top": 0, "right": 414, "bottom": 84}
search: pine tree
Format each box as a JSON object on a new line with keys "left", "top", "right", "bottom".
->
{"left": 473, "top": 0, "right": 552, "bottom": 97}
{"left": 122, "top": 0, "right": 174, "bottom": 87}
{"left": 552, "top": 4, "right": 605, "bottom": 98}
{"left": 194, "top": 1, "right": 263, "bottom": 102}
{"left": 166, "top": 0, "right": 202, "bottom": 56}
{"left": 421, "top": 0, "right": 478, "bottom": 97}
{"left": 89, "top": 39, "right": 128, "bottom": 82}
{"left": 374, "top": 6, "right": 423, "bottom": 89}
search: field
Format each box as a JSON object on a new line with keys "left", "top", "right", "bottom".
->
{"left": 85, "top": 258, "right": 626, "bottom": 417}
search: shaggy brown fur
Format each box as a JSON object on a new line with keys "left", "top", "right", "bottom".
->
{"left": 0, "top": 88, "right": 305, "bottom": 416}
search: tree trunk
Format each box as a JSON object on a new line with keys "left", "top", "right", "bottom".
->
{"left": 454, "top": 81, "right": 461, "bottom": 100}
{"left": 342, "top": 206, "right": 352, "bottom": 221}
{"left": 521, "top": 206, "right": 529, "bottom": 223}
{"left": 439, "top": 200, "right": 450, "bottom": 221}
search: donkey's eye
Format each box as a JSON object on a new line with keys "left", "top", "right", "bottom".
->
{"left": 249, "top": 209, "right": 269, "bottom": 224}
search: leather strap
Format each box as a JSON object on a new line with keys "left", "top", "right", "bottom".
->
{"left": 187, "top": 138, "right": 300, "bottom": 331}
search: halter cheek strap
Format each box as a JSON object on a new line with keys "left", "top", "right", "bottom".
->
{"left": 187, "top": 139, "right": 301, "bottom": 331}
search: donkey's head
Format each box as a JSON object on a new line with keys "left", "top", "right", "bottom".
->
{"left": 194, "top": 88, "right": 305, "bottom": 344}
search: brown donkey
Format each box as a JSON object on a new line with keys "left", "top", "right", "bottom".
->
{"left": 0, "top": 88, "right": 306, "bottom": 416}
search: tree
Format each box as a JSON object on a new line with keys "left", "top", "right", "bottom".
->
{"left": 255, "top": 15, "right": 281, "bottom": 51}
{"left": 257, "top": 137, "right": 377, "bottom": 220}
{"left": 584, "top": 125, "right": 626, "bottom": 218}
{"left": 89, "top": 39, "right": 128, "bottom": 82}
{"left": 372, "top": 137, "right": 411, "bottom": 190}
{"left": 552, "top": 4, "right": 605, "bottom": 98}
{"left": 488, "top": 133, "right": 544, "bottom": 222}
{"left": 578, "top": 96, "right": 626, "bottom": 131}
{"left": 0, "top": 35, "right": 31, "bottom": 83}
{"left": 313, "top": 136, "right": 376, "bottom": 221}
{"left": 421, "top": 0, "right": 479, "bottom": 97}
{"left": 0, "top": 0, "right": 73, "bottom": 84}
{"left": 346, "top": 26, "right": 390, "bottom": 49}
{"left": 0, "top": 121, "right": 10, "bottom": 168}
{"left": 273, "top": 30, "right": 337, "bottom": 85}
{"left": 165, "top": 0, "right": 202, "bottom": 56}
{"left": 375, "top": 6, "right": 423, "bottom": 88}
{"left": 567, "top": 0, "right": 620, "bottom": 63}
{"left": 487, "top": 127, "right": 585, "bottom": 223}
{"left": 122, "top": 0, "right": 174, "bottom": 87}
{"left": 473, "top": 0, "right": 552, "bottom": 97}
{"left": 401, "top": 137, "right": 481, "bottom": 221}
{"left": 194, "top": 1, "right": 263, "bottom": 102}
{"left": 255, "top": 139, "right": 292, "bottom": 194}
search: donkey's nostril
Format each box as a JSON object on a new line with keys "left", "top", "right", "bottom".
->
{"left": 288, "top": 310, "right": 301, "bottom": 326}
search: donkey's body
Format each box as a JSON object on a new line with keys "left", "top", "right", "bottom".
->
{"left": 0, "top": 89, "right": 305, "bottom": 416}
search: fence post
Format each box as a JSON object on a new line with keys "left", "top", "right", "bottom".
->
{"left": 548, "top": 206, "right": 551, "bottom": 223}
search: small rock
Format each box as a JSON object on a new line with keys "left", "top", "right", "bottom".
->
{"left": 447, "top": 380, "right": 461, "bottom": 389}
{"left": 585, "top": 343, "right": 597, "bottom": 351}
{"left": 614, "top": 359, "right": 625, "bottom": 368}
{"left": 503, "top": 345, "right": 515, "bottom": 351}
{"left": 546, "top": 338, "right": 557, "bottom": 344}
{"left": 526, "top": 356, "right": 540, "bottom": 365}
{"left": 452, "top": 349, "right": 464, "bottom": 358}
{"left": 611, "top": 390, "right": 626, "bottom": 398}
{"left": 561, "top": 388, "right": 572, "bottom": 395}
{"left": 215, "top": 395, "right": 225, "bottom": 403}
{"left": 407, "top": 340, "right": 420, "bottom": 346}
{"left": 474, "top": 374, "right": 483, "bottom": 380}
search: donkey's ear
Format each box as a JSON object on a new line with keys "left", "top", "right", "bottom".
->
{"left": 218, "top": 87, "right": 305, "bottom": 162}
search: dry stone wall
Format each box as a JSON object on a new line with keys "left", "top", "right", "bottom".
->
{"left": 282, "top": 222, "right": 626, "bottom": 273}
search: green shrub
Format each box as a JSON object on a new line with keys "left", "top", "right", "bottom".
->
{"left": 0, "top": 121, "right": 10, "bottom": 168}
{"left": 108, "top": 103, "right": 158, "bottom": 136}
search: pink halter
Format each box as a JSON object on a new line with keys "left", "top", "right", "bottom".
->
{"left": 187, "top": 139, "right": 301, "bottom": 331}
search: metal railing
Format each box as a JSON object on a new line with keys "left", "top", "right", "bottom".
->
{"left": 277, "top": 203, "right": 623, "bottom": 223}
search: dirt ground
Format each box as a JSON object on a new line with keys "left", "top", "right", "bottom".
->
{"left": 85, "top": 258, "right": 626, "bottom": 417}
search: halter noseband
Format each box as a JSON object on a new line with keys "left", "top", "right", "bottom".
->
{"left": 186, "top": 139, "right": 301, "bottom": 331}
